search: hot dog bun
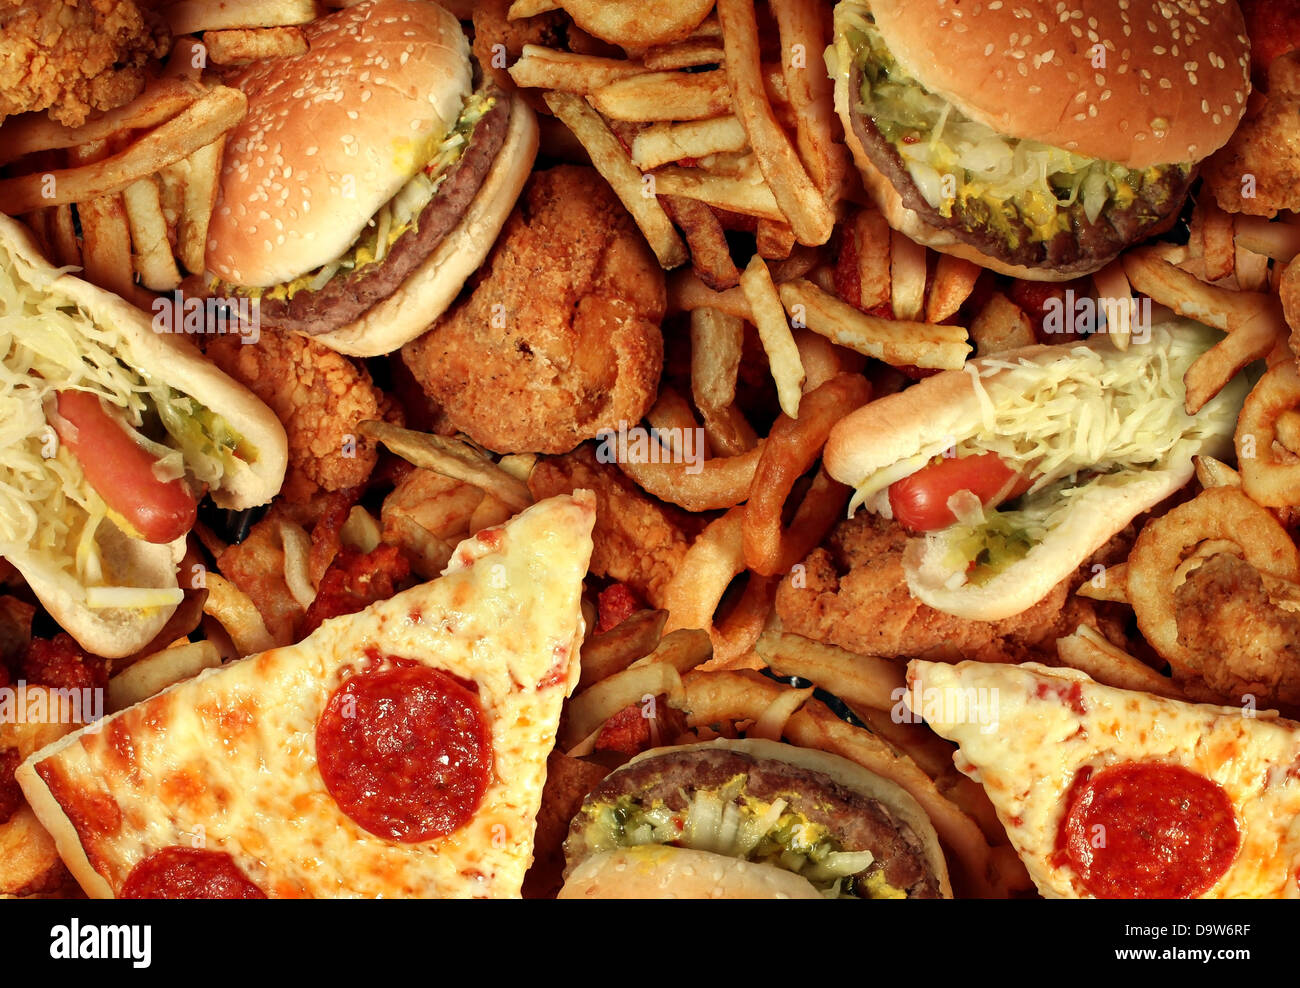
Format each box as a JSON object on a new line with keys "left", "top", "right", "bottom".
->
{"left": 0, "top": 215, "right": 288, "bottom": 658}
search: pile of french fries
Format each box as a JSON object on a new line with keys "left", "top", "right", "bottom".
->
{"left": 0, "top": 0, "right": 321, "bottom": 306}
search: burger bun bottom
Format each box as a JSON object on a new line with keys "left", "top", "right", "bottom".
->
{"left": 558, "top": 845, "right": 825, "bottom": 900}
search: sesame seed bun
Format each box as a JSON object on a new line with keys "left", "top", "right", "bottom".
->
{"left": 862, "top": 0, "right": 1251, "bottom": 169}
{"left": 206, "top": 0, "right": 473, "bottom": 287}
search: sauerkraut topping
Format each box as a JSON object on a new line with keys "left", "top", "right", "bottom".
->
{"left": 0, "top": 239, "right": 251, "bottom": 603}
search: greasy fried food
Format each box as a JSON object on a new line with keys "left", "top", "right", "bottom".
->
{"left": 0, "top": 0, "right": 169, "bottom": 127}
{"left": 775, "top": 512, "right": 1130, "bottom": 663}
{"left": 1174, "top": 552, "right": 1300, "bottom": 712}
{"left": 528, "top": 446, "right": 693, "bottom": 608}
{"left": 1204, "top": 51, "right": 1300, "bottom": 217}
{"left": 204, "top": 332, "right": 401, "bottom": 502}
{"left": 402, "top": 166, "right": 665, "bottom": 455}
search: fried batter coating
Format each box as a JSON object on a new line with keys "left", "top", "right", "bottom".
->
{"left": 204, "top": 333, "right": 401, "bottom": 502}
{"left": 1174, "top": 552, "right": 1300, "bottom": 711}
{"left": 1204, "top": 51, "right": 1300, "bottom": 217}
{"left": 528, "top": 445, "right": 693, "bottom": 607}
{"left": 401, "top": 166, "right": 665, "bottom": 455}
{"left": 0, "top": 0, "right": 169, "bottom": 126}
{"left": 775, "top": 512, "right": 1129, "bottom": 663}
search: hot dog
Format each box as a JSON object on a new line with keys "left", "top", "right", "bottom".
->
{"left": 0, "top": 215, "right": 288, "bottom": 658}
{"left": 823, "top": 318, "right": 1248, "bottom": 621}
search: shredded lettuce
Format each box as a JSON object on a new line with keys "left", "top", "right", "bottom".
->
{"left": 837, "top": 2, "right": 1186, "bottom": 246}
{"left": 0, "top": 239, "right": 250, "bottom": 596}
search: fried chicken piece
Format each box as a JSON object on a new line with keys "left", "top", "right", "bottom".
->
{"left": 0, "top": 0, "right": 169, "bottom": 127}
{"left": 775, "top": 512, "right": 1129, "bottom": 663}
{"left": 204, "top": 333, "right": 402, "bottom": 502}
{"left": 1204, "top": 51, "right": 1300, "bottom": 217}
{"left": 529, "top": 444, "right": 693, "bottom": 608}
{"left": 1174, "top": 552, "right": 1300, "bottom": 712}
{"left": 402, "top": 166, "right": 665, "bottom": 455}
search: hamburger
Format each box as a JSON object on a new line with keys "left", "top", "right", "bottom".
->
{"left": 558, "top": 739, "right": 951, "bottom": 899}
{"left": 205, "top": 0, "right": 538, "bottom": 357}
{"left": 829, "top": 0, "right": 1252, "bottom": 279}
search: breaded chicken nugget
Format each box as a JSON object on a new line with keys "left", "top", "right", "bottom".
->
{"left": 401, "top": 165, "right": 665, "bottom": 455}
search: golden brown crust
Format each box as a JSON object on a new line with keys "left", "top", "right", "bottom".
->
{"left": 863, "top": 0, "right": 1250, "bottom": 169}
{"left": 402, "top": 165, "right": 666, "bottom": 454}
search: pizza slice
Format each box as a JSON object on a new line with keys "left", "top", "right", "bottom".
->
{"left": 906, "top": 659, "right": 1300, "bottom": 899}
{"left": 17, "top": 493, "right": 595, "bottom": 899}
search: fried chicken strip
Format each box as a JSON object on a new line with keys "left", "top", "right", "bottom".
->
{"left": 0, "top": 0, "right": 169, "bottom": 126}
{"left": 775, "top": 512, "right": 1130, "bottom": 663}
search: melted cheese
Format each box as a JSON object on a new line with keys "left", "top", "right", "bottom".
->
{"left": 21, "top": 495, "right": 594, "bottom": 899}
{"left": 910, "top": 660, "right": 1300, "bottom": 899}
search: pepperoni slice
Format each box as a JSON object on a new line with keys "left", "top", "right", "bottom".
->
{"left": 315, "top": 663, "right": 492, "bottom": 842}
{"left": 1059, "top": 762, "right": 1241, "bottom": 899}
{"left": 120, "top": 847, "right": 266, "bottom": 899}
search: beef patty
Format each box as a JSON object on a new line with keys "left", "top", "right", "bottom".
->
{"left": 564, "top": 746, "right": 943, "bottom": 898}
{"left": 253, "top": 88, "right": 512, "bottom": 335}
{"left": 848, "top": 63, "right": 1192, "bottom": 274}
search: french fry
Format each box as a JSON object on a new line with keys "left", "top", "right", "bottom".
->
{"left": 1056, "top": 626, "right": 1184, "bottom": 700}
{"left": 50, "top": 204, "right": 80, "bottom": 268}
{"left": 749, "top": 685, "right": 815, "bottom": 741}
{"left": 970, "top": 291, "right": 1035, "bottom": 356}
{"left": 1234, "top": 214, "right": 1300, "bottom": 263}
{"left": 204, "top": 26, "right": 309, "bottom": 64}
{"left": 1198, "top": 197, "right": 1236, "bottom": 282}
{"left": 77, "top": 182, "right": 135, "bottom": 301}
{"left": 793, "top": 328, "right": 841, "bottom": 393}
{"left": 1194, "top": 453, "right": 1243, "bottom": 489}
{"left": 740, "top": 254, "right": 805, "bottom": 418}
{"left": 508, "top": 46, "right": 649, "bottom": 93}
{"left": 178, "top": 139, "right": 225, "bottom": 276}
{"left": 890, "top": 228, "right": 927, "bottom": 321}
{"left": 699, "top": 402, "right": 758, "bottom": 456}
{"left": 630, "top": 627, "right": 714, "bottom": 674}
{"left": 163, "top": 0, "right": 316, "bottom": 33}
{"left": 1123, "top": 248, "right": 1286, "bottom": 412}
{"left": 1075, "top": 561, "right": 1129, "bottom": 603}
{"left": 925, "top": 254, "right": 981, "bottom": 324}
{"left": 0, "top": 77, "right": 205, "bottom": 167}
{"left": 1235, "top": 246, "right": 1271, "bottom": 293}
{"left": 757, "top": 632, "right": 905, "bottom": 714}
{"left": 716, "top": 0, "right": 833, "bottom": 245}
{"left": 1092, "top": 260, "right": 1133, "bottom": 350}
{"left": 203, "top": 572, "right": 276, "bottom": 656}
{"left": 630, "top": 116, "right": 748, "bottom": 171}
{"left": 756, "top": 218, "right": 795, "bottom": 260}
{"left": 340, "top": 505, "right": 382, "bottom": 554}
{"left": 122, "top": 177, "right": 183, "bottom": 292}
{"left": 577, "top": 608, "right": 669, "bottom": 692}
{"left": 850, "top": 207, "right": 891, "bottom": 311}
{"left": 691, "top": 306, "right": 743, "bottom": 411}
{"left": 362, "top": 421, "right": 533, "bottom": 511}
{"left": 770, "top": 0, "right": 845, "bottom": 196}
{"left": 669, "top": 269, "right": 753, "bottom": 320}
{"left": 652, "top": 165, "right": 784, "bottom": 221}
{"left": 544, "top": 92, "right": 688, "bottom": 269}
{"left": 662, "top": 194, "right": 741, "bottom": 290}
{"left": 617, "top": 441, "right": 764, "bottom": 511}
{"left": 646, "top": 387, "right": 702, "bottom": 459}
{"left": 0, "top": 87, "right": 248, "bottom": 214}
{"left": 743, "top": 375, "right": 871, "bottom": 576}
{"left": 780, "top": 278, "right": 971, "bottom": 369}
{"left": 589, "top": 70, "right": 732, "bottom": 121}
{"left": 108, "top": 640, "right": 223, "bottom": 712}
{"left": 661, "top": 507, "right": 747, "bottom": 638}
{"left": 643, "top": 38, "right": 726, "bottom": 71}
